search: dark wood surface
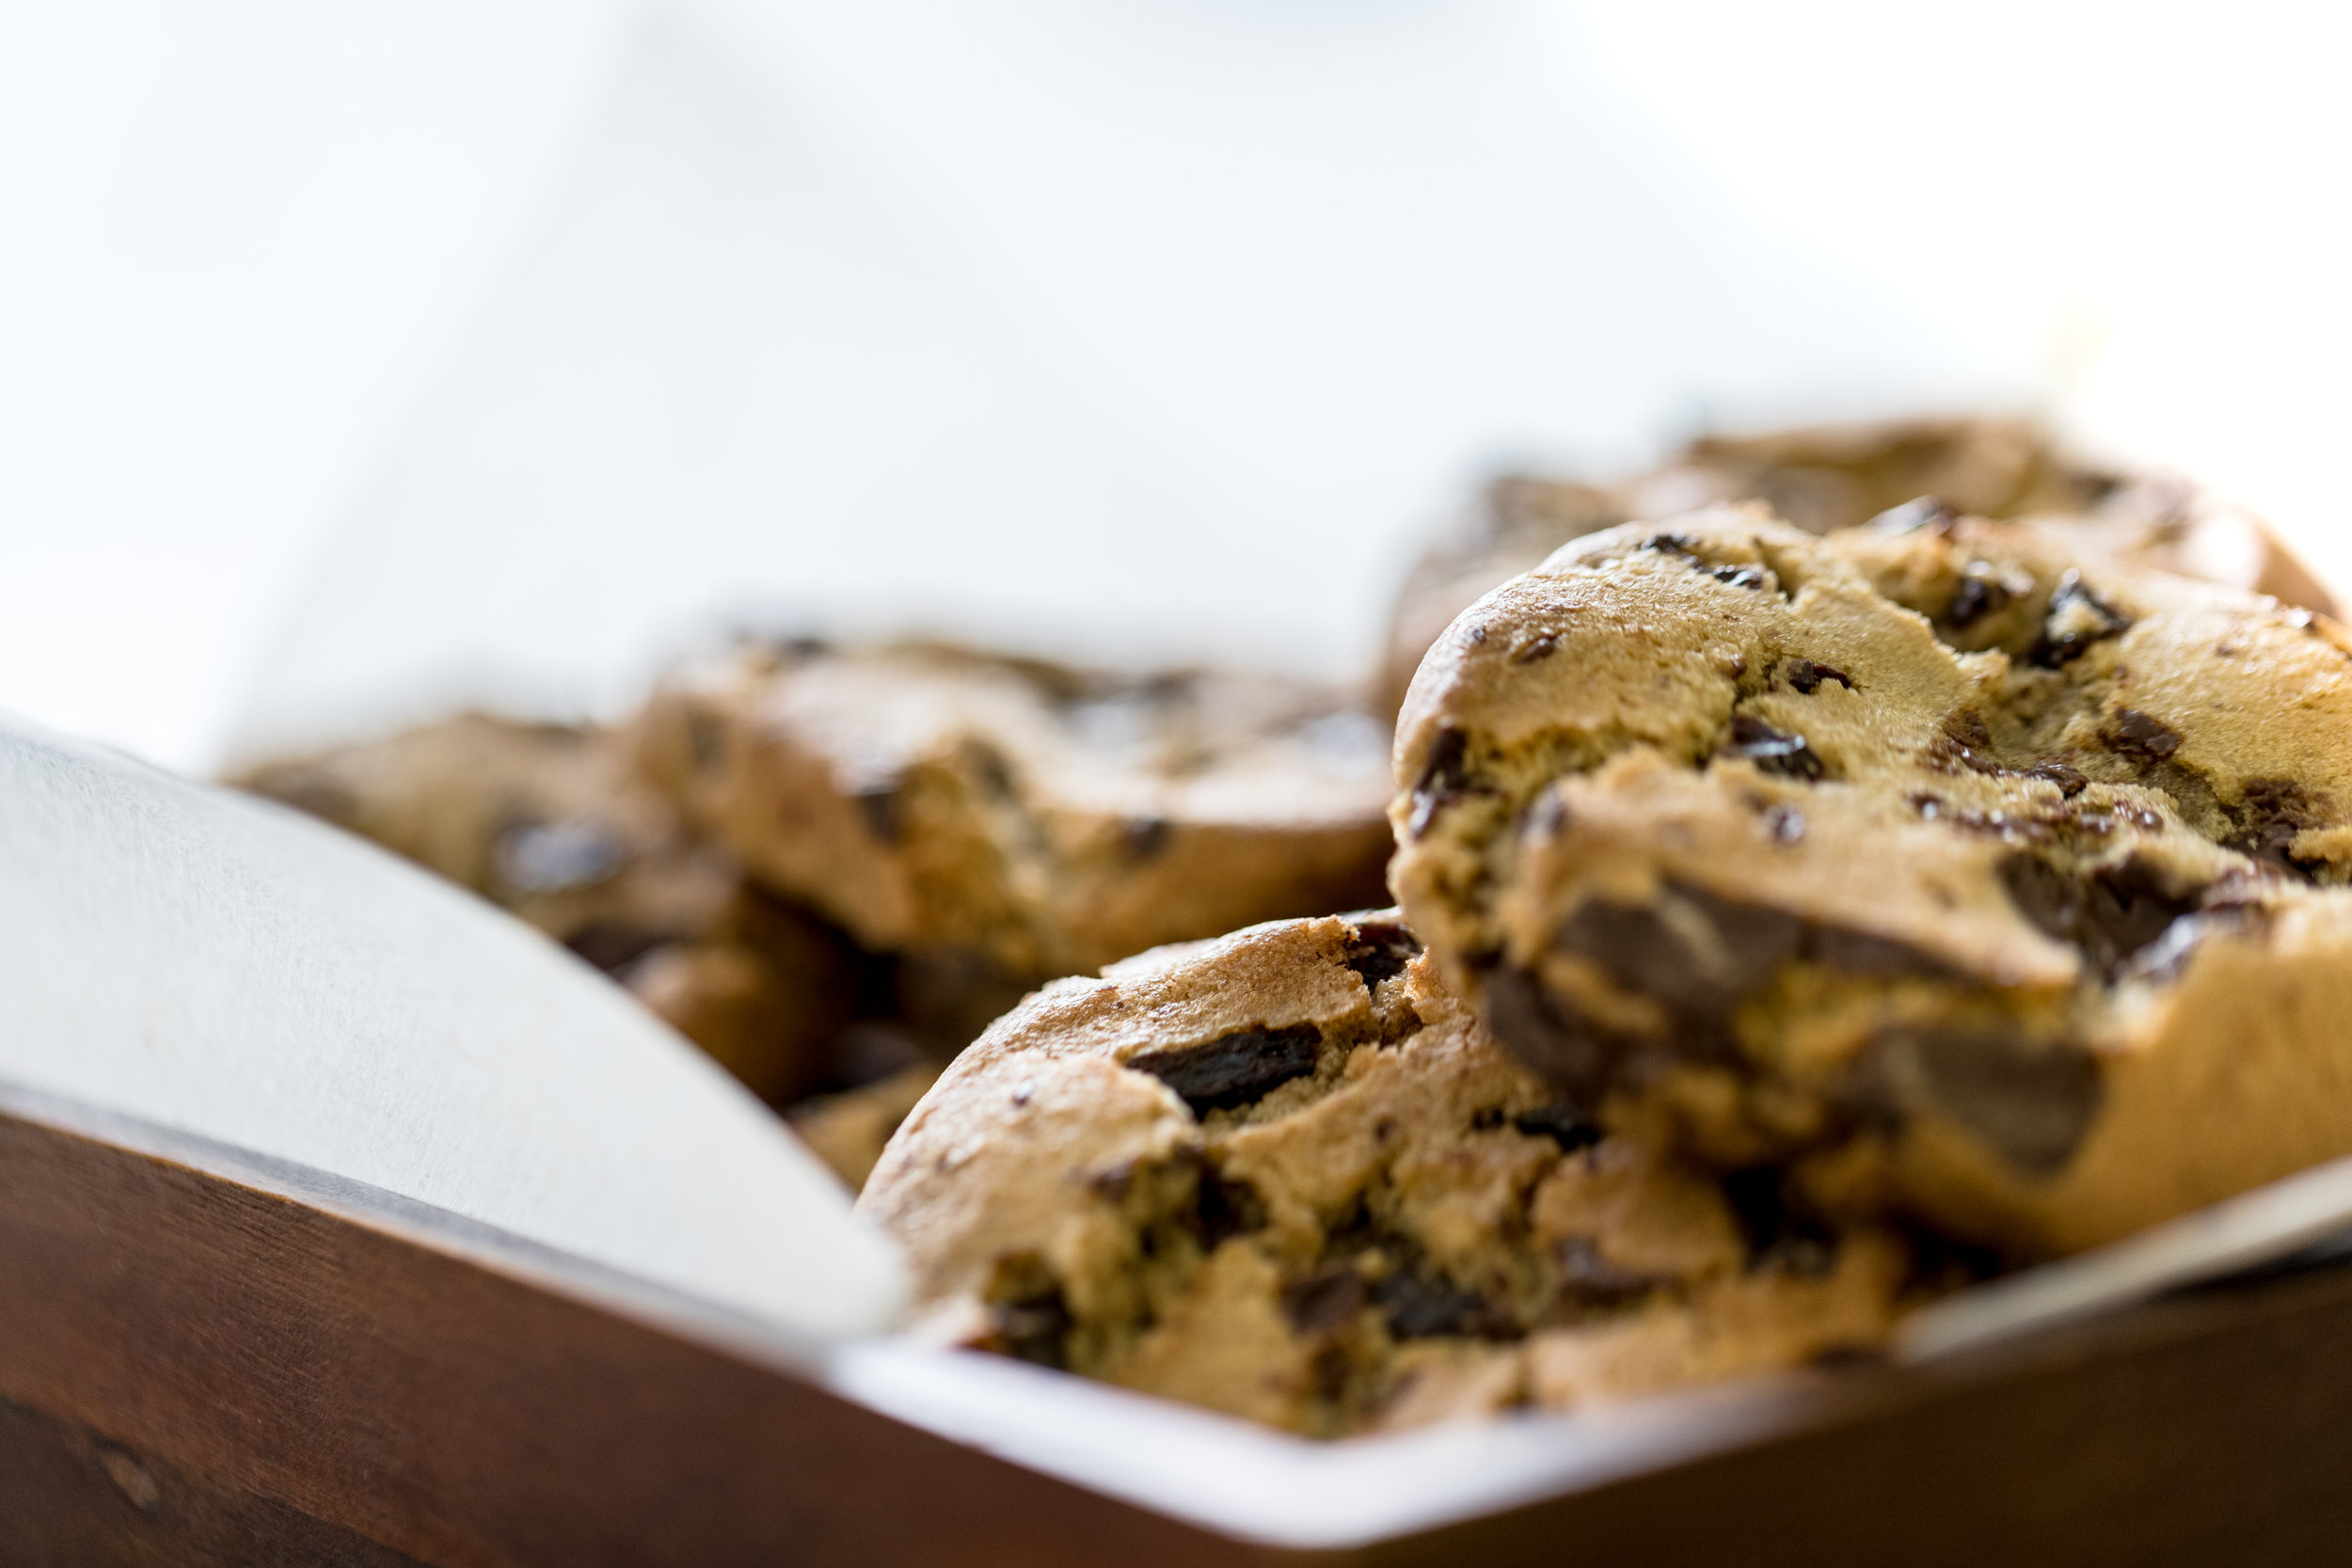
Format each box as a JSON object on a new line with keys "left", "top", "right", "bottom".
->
{"left": 10, "top": 1086, "right": 2352, "bottom": 1566}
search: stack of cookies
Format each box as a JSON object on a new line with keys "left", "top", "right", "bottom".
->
{"left": 236, "top": 417, "right": 2352, "bottom": 1435}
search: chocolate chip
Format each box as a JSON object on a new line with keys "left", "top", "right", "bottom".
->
{"left": 1711, "top": 564, "right": 1766, "bottom": 590}
{"left": 2027, "top": 569, "right": 2130, "bottom": 667}
{"left": 1943, "top": 571, "right": 2010, "bottom": 630}
{"left": 1468, "top": 625, "right": 1488, "bottom": 645}
{"left": 1371, "top": 1269, "right": 1506, "bottom": 1339}
{"left": 1128, "top": 1023, "right": 1323, "bottom": 1114}
{"left": 1482, "top": 966, "right": 1620, "bottom": 1104}
{"left": 1282, "top": 1264, "right": 1367, "bottom": 1335}
{"left": 852, "top": 780, "right": 904, "bottom": 842}
{"left": 1121, "top": 816, "right": 1171, "bottom": 860}
{"left": 1640, "top": 531, "right": 1699, "bottom": 558}
{"left": 1557, "top": 889, "right": 1802, "bottom": 1023}
{"left": 1343, "top": 919, "right": 1422, "bottom": 988}
{"left": 1512, "top": 633, "right": 1560, "bottom": 664}
{"left": 685, "top": 707, "right": 725, "bottom": 773}
{"left": 984, "top": 1257, "right": 1073, "bottom": 1369}
{"left": 2103, "top": 707, "right": 2183, "bottom": 765}
{"left": 1869, "top": 1026, "right": 2103, "bottom": 1175}
{"left": 1997, "top": 853, "right": 2205, "bottom": 977}
{"left": 564, "top": 922, "right": 671, "bottom": 975}
{"left": 1555, "top": 1239, "right": 1665, "bottom": 1305}
{"left": 2232, "top": 777, "right": 2326, "bottom": 876}
{"left": 1512, "top": 1104, "right": 1603, "bottom": 1151}
{"left": 1406, "top": 724, "right": 1476, "bottom": 838}
{"left": 1721, "top": 713, "right": 1826, "bottom": 781}
{"left": 1184, "top": 1158, "right": 1266, "bottom": 1248}
{"left": 1785, "top": 659, "right": 1852, "bottom": 694}
{"left": 1720, "top": 1168, "right": 1839, "bottom": 1274}
{"left": 1867, "top": 497, "right": 1956, "bottom": 537}
{"left": 2025, "top": 761, "right": 2089, "bottom": 797}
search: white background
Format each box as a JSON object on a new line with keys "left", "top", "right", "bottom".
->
{"left": 5, "top": 1, "right": 2348, "bottom": 772}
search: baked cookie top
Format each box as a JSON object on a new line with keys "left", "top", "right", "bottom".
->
{"left": 858, "top": 911, "right": 1924, "bottom": 1436}
{"left": 638, "top": 642, "right": 1394, "bottom": 978}
{"left": 1379, "top": 416, "right": 2335, "bottom": 718}
{"left": 1390, "top": 507, "right": 2352, "bottom": 1253}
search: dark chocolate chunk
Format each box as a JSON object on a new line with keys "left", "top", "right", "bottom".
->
{"left": 1997, "top": 852, "right": 2205, "bottom": 977}
{"left": 1720, "top": 1168, "right": 1839, "bottom": 1275}
{"left": 1721, "top": 713, "right": 1825, "bottom": 781}
{"left": 1942, "top": 571, "right": 2010, "bottom": 630}
{"left": 1371, "top": 1269, "right": 1506, "bottom": 1339}
{"left": 1343, "top": 919, "right": 1422, "bottom": 988}
{"left": 1281, "top": 1264, "right": 1368, "bottom": 1336}
{"left": 1512, "top": 1103, "right": 1604, "bottom": 1152}
{"left": 2026, "top": 569, "right": 2130, "bottom": 667}
{"left": 1512, "top": 632, "right": 1560, "bottom": 664}
{"left": 2231, "top": 777, "right": 2326, "bottom": 875}
{"left": 1407, "top": 724, "right": 1474, "bottom": 838}
{"left": 1870, "top": 1026, "right": 2103, "bottom": 1175}
{"left": 1121, "top": 816, "right": 1171, "bottom": 861}
{"left": 1785, "top": 659, "right": 1852, "bottom": 694}
{"left": 1554, "top": 1238, "right": 1666, "bottom": 1305}
{"left": 1866, "top": 496, "right": 1956, "bottom": 537}
{"left": 564, "top": 921, "right": 670, "bottom": 975}
{"left": 1181, "top": 1153, "right": 1266, "bottom": 1248}
{"left": 1711, "top": 563, "right": 1766, "bottom": 591}
{"left": 1639, "top": 531, "right": 1699, "bottom": 558}
{"left": 1556, "top": 890, "right": 1800, "bottom": 1023}
{"left": 852, "top": 779, "right": 904, "bottom": 842}
{"left": 1128, "top": 1024, "right": 1323, "bottom": 1114}
{"left": 2025, "top": 761, "right": 2089, "bottom": 797}
{"left": 984, "top": 1256, "right": 1073, "bottom": 1369}
{"left": 684, "top": 706, "right": 725, "bottom": 773}
{"left": 2102, "top": 707, "right": 2182, "bottom": 765}
{"left": 1482, "top": 966, "right": 1621, "bottom": 1104}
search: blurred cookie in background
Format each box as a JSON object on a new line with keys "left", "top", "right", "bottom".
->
{"left": 635, "top": 641, "right": 1397, "bottom": 987}
{"left": 1380, "top": 416, "right": 2337, "bottom": 717}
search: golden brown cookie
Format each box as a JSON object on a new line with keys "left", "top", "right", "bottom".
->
{"left": 858, "top": 911, "right": 1923, "bottom": 1436}
{"left": 637, "top": 641, "right": 1395, "bottom": 982}
{"left": 1391, "top": 505, "right": 2352, "bottom": 1259}
{"left": 1379, "top": 417, "right": 2334, "bottom": 718}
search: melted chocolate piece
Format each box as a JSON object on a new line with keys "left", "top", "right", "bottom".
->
{"left": 1121, "top": 816, "right": 1171, "bottom": 860}
{"left": 1129, "top": 1024, "right": 1323, "bottom": 1114}
{"left": 1869, "top": 1026, "right": 2104, "bottom": 1175}
{"left": 1720, "top": 1168, "right": 1840, "bottom": 1275}
{"left": 1371, "top": 1270, "right": 1507, "bottom": 1339}
{"left": 1512, "top": 1104, "right": 1604, "bottom": 1152}
{"left": 1482, "top": 966, "right": 1619, "bottom": 1105}
{"left": 1997, "top": 853, "right": 2204, "bottom": 977}
{"left": 1943, "top": 571, "right": 2012, "bottom": 630}
{"left": 985, "top": 1258, "right": 1073, "bottom": 1369}
{"left": 2025, "top": 761, "right": 2090, "bottom": 797}
{"left": 1639, "top": 531, "right": 1698, "bottom": 558}
{"left": 852, "top": 780, "right": 903, "bottom": 842}
{"left": 1407, "top": 725, "right": 1474, "bottom": 838}
{"left": 2232, "top": 777, "right": 2325, "bottom": 875}
{"left": 1711, "top": 563, "right": 1766, "bottom": 591}
{"left": 1186, "top": 1163, "right": 1267, "bottom": 1248}
{"left": 1785, "top": 659, "right": 1852, "bottom": 694}
{"left": 1342, "top": 919, "right": 1422, "bottom": 988}
{"left": 1721, "top": 713, "right": 1826, "bottom": 781}
{"left": 1512, "top": 633, "right": 1560, "bottom": 664}
{"left": 2026, "top": 569, "right": 2130, "bottom": 667}
{"left": 2103, "top": 708, "right": 2183, "bottom": 765}
{"left": 1281, "top": 1264, "right": 1367, "bottom": 1335}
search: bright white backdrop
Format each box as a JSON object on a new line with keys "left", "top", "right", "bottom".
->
{"left": 4, "top": 1, "right": 2346, "bottom": 771}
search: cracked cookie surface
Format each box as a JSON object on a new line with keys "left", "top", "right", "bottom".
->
{"left": 1391, "top": 506, "right": 2352, "bottom": 1258}
{"left": 858, "top": 911, "right": 1922, "bottom": 1436}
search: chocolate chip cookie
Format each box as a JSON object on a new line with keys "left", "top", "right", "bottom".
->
{"left": 1380, "top": 417, "right": 2336, "bottom": 718}
{"left": 636, "top": 642, "right": 1395, "bottom": 984}
{"left": 858, "top": 911, "right": 1925, "bottom": 1436}
{"left": 233, "top": 714, "right": 856, "bottom": 1102}
{"left": 1391, "top": 505, "right": 2352, "bottom": 1259}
